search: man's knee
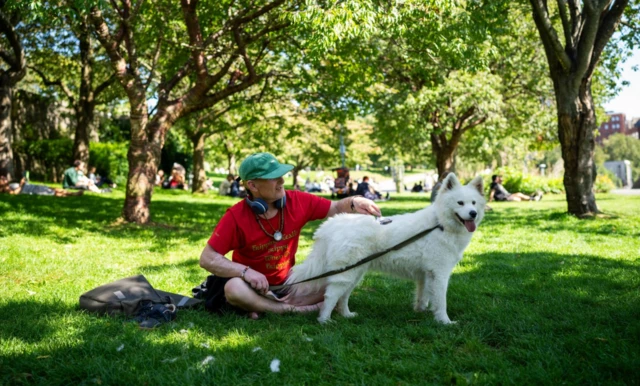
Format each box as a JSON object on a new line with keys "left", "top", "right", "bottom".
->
{"left": 224, "top": 277, "right": 250, "bottom": 305}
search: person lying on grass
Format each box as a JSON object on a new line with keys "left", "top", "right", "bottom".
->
{"left": 488, "top": 174, "right": 543, "bottom": 202}
{"left": 199, "top": 152, "right": 382, "bottom": 319}
{"left": 0, "top": 174, "right": 83, "bottom": 197}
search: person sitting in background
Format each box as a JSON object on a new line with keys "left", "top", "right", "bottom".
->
{"left": 355, "top": 176, "right": 386, "bottom": 200}
{"left": 411, "top": 182, "right": 423, "bottom": 193}
{"left": 63, "top": 160, "right": 103, "bottom": 193}
{"left": 163, "top": 166, "right": 188, "bottom": 190}
{"left": 88, "top": 166, "right": 116, "bottom": 189}
{"left": 1, "top": 174, "right": 82, "bottom": 197}
{"left": 155, "top": 170, "right": 165, "bottom": 186}
{"left": 219, "top": 174, "right": 240, "bottom": 197}
{"left": 488, "top": 175, "right": 542, "bottom": 202}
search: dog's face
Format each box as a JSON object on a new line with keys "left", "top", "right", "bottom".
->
{"left": 435, "top": 174, "right": 486, "bottom": 233}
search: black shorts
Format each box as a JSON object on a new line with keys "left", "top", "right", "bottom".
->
{"left": 192, "top": 275, "right": 289, "bottom": 315}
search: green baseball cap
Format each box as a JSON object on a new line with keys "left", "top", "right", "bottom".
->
{"left": 239, "top": 152, "right": 294, "bottom": 180}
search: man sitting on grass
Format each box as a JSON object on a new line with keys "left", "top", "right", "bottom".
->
{"left": 199, "top": 152, "right": 382, "bottom": 319}
{"left": 488, "top": 174, "right": 542, "bottom": 202}
{"left": 63, "top": 160, "right": 104, "bottom": 193}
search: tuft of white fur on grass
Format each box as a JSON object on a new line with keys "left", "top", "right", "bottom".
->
{"left": 303, "top": 336, "right": 313, "bottom": 342}
{"left": 201, "top": 355, "right": 215, "bottom": 366}
{"left": 270, "top": 359, "right": 280, "bottom": 372}
{"left": 201, "top": 343, "right": 210, "bottom": 348}
{"left": 252, "top": 347, "right": 262, "bottom": 352}
{"left": 180, "top": 329, "right": 188, "bottom": 334}
{"left": 162, "top": 357, "right": 178, "bottom": 363}
{"left": 116, "top": 344, "right": 124, "bottom": 352}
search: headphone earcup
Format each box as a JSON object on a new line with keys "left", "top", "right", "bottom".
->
{"left": 246, "top": 197, "right": 269, "bottom": 215}
{"left": 274, "top": 195, "right": 286, "bottom": 209}
{"left": 246, "top": 195, "right": 286, "bottom": 214}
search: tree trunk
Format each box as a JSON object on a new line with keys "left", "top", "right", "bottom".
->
{"left": 291, "top": 167, "right": 299, "bottom": 188}
{"left": 0, "top": 84, "right": 13, "bottom": 178}
{"left": 191, "top": 131, "right": 207, "bottom": 193}
{"left": 122, "top": 99, "right": 164, "bottom": 224}
{"left": 73, "top": 104, "right": 93, "bottom": 167}
{"left": 72, "top": 29, "right": 95, "bottom": 168}
{"left": 555, "top": 77, "right": 599, "bottom": 216}
{"left": 227, "top": 152, "right": 237, "bottom": 175}
{"left": 434, "top": 148, "right": 455, "bottom": 178}
{"left": 123, "top": 138, "right": 162, "bottom": 223}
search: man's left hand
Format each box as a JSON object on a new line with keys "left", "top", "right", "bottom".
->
{"left": 352, "top": 196, "right": 382, "bottom": 217}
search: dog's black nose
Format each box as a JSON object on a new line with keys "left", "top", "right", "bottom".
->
{"left": 469, "top": 210, "right": 477, "bottom": 218}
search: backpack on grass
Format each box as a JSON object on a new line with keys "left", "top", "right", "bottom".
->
{"left": 79, "top": 274, "right": 201, "bottom": 317}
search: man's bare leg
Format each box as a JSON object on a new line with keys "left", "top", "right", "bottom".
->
{"left": 224, "top": 278, "right": 321, "bottom": 314}
{"left": 509, "top": 193, "right": 531, "bottom": 201}
{"left": 54, "top": 189, "right": 83, "bottom": 197}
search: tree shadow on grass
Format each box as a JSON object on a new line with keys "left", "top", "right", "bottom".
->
{"left": 482, "top": 207, "right": 639, "bottom": 237}
{"left": 0, "top": 194, "right": 232, "bottom": 252}
{"left": 2, "top": 249, "right": 639, "bottom": 384}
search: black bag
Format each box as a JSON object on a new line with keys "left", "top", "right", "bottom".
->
{"left": 192, "top": 275, "right": 231, "bottom": 313}
{"left": 79, "top": 275, "right": 201, "bottom": 316}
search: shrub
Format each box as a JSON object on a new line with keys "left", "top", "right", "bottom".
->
{"left": 13, "top": 139, "right": 129, "bottom": 185}
{"left": 89, "top": 142, "right": 129, "bottom": 186}
{"left": 13, "top": 139, "right": 73, "bottom": 181}
{"left": 594, "top": 174, "right": 615, "bottom": 193}
{"left": 488, "top": 167, "right": 564, "bottom": 195}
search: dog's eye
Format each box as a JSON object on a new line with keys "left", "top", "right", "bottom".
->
{"left": 472, "top": 201, "right": 476, "bottom": 205}
{"left": 457, "top": 201, "right": 463, "bottom": 206}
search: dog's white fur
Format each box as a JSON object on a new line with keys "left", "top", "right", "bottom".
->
{"left": 286, "top": 173, "right": 485, "bottom": 324}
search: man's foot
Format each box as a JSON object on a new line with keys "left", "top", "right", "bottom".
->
{"left": 248, "top": 312, "right": 260, "bottom": 320}
{"left": 535, "top": 192, "right": 543, "bottom": 201}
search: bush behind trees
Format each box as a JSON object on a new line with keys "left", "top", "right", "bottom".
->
{"left": 13, "top": 139, "right": 129, "bottom": 184}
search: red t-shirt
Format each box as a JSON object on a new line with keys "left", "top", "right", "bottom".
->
{"left": 208, "top": 190, "right": 332, "bottom": 285}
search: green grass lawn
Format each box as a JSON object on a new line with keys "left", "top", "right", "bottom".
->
{"left": 1, "top": 190, "right": 639, "bottom": 385}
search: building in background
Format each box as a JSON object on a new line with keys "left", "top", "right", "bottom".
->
{"left": 597, "top": 113, "right": 640, "bottom": 144}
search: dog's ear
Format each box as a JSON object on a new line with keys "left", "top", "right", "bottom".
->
{"left": 440, "top": 173, "right": 460, "bottom": 193}
{"left": 468, "top": 176, "right": 484, "bottom": 195}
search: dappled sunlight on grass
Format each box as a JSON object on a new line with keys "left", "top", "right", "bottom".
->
{"left": 1, "top": 191, "right": 639, "bottom": 384}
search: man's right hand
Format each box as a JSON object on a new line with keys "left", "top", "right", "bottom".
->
{"left": 242, "top": 268, "right": 269, "bottom": 295}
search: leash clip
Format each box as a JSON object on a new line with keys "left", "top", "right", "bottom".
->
{"left": 376, "top": 217, "right": 392, "bottom": 225}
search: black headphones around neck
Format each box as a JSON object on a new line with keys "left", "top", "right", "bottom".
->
{"left": 245, "top": 195, "right": 286, "bottom": 215}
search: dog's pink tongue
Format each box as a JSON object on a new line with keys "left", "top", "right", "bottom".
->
{"left": 464, "top": 220, "right": 476, "bottom": 232}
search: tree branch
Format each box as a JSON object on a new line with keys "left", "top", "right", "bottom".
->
{"left": 0, "top": 8, "right": 25, "bottom": 78}
{"left": 557, "top": 0, "right": 573, "bottom": 47}
{"left": 89, "top": 6, "right": 131, "bottom": 88}
{"left": 181, "top": 0, "right": 208, "bottom": 82}
{"left": 584, "top": 0, "right": 629, "bottom": 79}
{"left": 190, "top": 74, "right": 264, "bottom": 114}
{"left": 28, "top": 65, "right": 76, "bottom": 105}
{"left": 233, "top": 27, "right": 256, "bottom": 79}
{"left": 529, "top": 0, "right": 573, "bottom": 71}
{"left": 94, "top": 73, "right": 117, "bottom": 98}
{"left": 234, "top": 0, "right": 286, "bottom": 25}
{"left": 145, "top": 34, "right": 163, "bottom": 91}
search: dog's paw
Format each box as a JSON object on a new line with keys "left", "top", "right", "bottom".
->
{"left": 340, "top": 311, "right": 358, "bottom": 319}
{"left": 414, "top": 304, "right": 428, "bottom": 312}
{"left": 434, "top": 313, "right": 455, "bottom": 324}
{"left": 317, "top": 316, "right": 334, "bottom": 324}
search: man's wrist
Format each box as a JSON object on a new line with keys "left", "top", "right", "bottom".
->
{"left": 240, "top": 266, "right": 250, "bottom": 280}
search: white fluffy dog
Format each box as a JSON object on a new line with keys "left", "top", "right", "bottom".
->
{"left": 286, "top": 173, "right": 485, "bottom": 324}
